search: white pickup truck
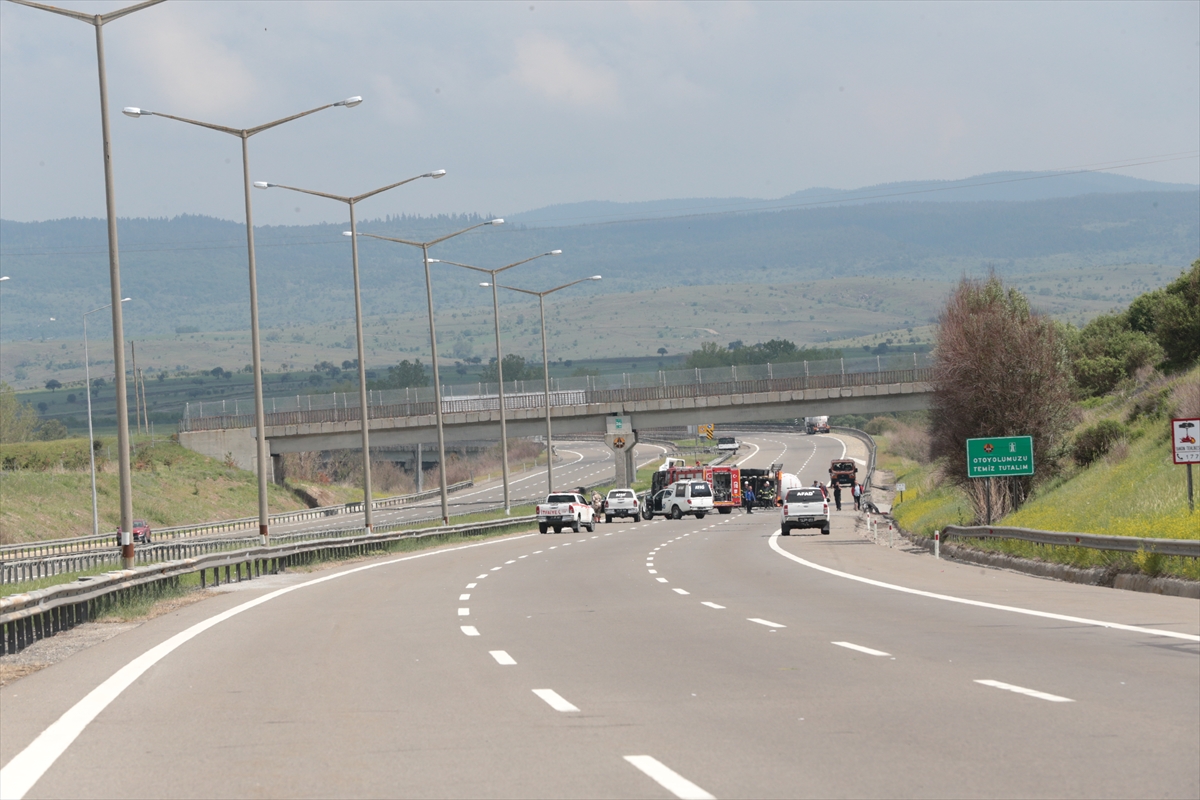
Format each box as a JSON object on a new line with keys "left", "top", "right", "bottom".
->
{"left": 603, "top": 488, "right": 639, "bottom": 523}
{"left": 780, "top": 487, "right": 830, "bottom": 535}
{"left": 536, "top": 493, "right": 596, "bottom": 534}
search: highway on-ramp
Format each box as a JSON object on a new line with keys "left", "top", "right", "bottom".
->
{"left": 2, "top": 433, "right": 1196, "bottom": 799}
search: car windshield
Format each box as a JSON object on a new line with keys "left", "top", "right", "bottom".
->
{"left": 787, "top": 489, "right": 823, "bottom": 502}
{"left": 546, "top": 494, "right": 576, "bottom": 503}
{"left": 718, "top": 437, "right": 735, "bottom": 444}
{"left": 689, "top": 482, "right": 712, "bottom": 497}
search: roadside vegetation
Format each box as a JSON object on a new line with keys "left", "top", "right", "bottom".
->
{"left": 879, "top": 260, "right": 1199, "bottom": 580}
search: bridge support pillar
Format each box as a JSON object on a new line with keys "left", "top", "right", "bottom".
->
{"left": 271, "top": 454, "right": 286, "bottom": 486}
{"left": 605, "top": 430, "right": 638, "bottom": 489}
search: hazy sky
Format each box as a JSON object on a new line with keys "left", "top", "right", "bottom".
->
{"left": 1, "top": 0, "right": 1197, "bottom": 226}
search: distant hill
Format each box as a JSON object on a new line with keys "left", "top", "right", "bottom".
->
{"left": 509, "top": 171, "right": 1198, "bottom": 227}
{"left": 0, "top": 189, "right": 1196, "bottom": 342}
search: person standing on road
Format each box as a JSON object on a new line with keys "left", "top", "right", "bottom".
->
{"left": 744, "top": 484, "right": 755, "bottom": 514}
{"left": 832, "top": 482, "right": 843, "bottom": 511}
{"left": 852, "top": 482, "right": 862, "bottom": 511}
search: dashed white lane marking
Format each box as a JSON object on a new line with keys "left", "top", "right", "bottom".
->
{"left": 0, "top": 534, "right": 542, "bottom": 800}
{"left": 505, "top": 560, "right": 516, "bottom": 564}
{"left": 476, "top": 574, "right": 488, "bottom": 579}
{"left": 605, "top": 532, "right": 613, "bottom": 536}
{"left": 549, "top": 546, "right": 558, "bottom": 549}
{"left": 832, "top": 641, "right": 890, "bottom": 657}
{"left": 701, "top": 602, "right": 726, "bottom": 609}
{"left": 975, "top": 680, "right": 1074, "bottom": 703}
{"left": 768, "top": 532, "right": 1200, "bottom": 642}
{"left": 648, "top": 570, "right": 658, "bottom": 574}
{"left": 624, "top": 755, "right": 715, "bottom": 800}
{"left": 673, "top": 588, "right": 690, "bottom": 595}
{"left": 466, "top": 583, "right": 477, "bottom": 589}
{"left": 748, "top": 618, "right": 786, "bottom": 628}
{"left": 489, "top": 650, "right": 517, "bottom": 666}
{"left": 532, "top": 689, "right": 580, "bottom": 712}
{"left": 459, "top": 594, "right": 470, "bottom": 601}
{"left": 490, "top": 566, "right": 502, "bottom": 571}
{"left": 656, "top": 577, "right": 669, "bottom": 583}
{"left": 461, "top": 626, "right": 479, "bottom": 636}
{"left": 562, "top": 543, "right": 572, "bottom": 547}
{"left": 533, "top": 550, "right": 543, "bottom": 554}
{"left": 458, "top": 608, "right": 469, "bottom": 616}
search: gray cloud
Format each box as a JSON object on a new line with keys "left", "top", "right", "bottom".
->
{"left": 1, "top": 0, "right": 1196, "bottom": 226}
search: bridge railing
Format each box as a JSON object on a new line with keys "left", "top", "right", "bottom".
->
{"left": 180, "top": 365, "right": 934, "bottom": 433}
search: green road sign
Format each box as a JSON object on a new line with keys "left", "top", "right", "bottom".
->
{"left": 966, "top": 436, "right": 1034, "bottom": 478}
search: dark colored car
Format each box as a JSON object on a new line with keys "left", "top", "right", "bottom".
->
{"left": 131, "top": 519, "right": 152, "bottom": 544}
{"left": 828, "top": 460, "right": 858, "bottom": 487}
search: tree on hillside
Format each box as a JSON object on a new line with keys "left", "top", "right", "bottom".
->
{"left": 1068, "top": 313, "right": 1161, "bottom": 397}
{"left": 929, "top": 274, "right": 1073, "bottom": 522}
{"left": 45, "top": 379, "right": 62, "bottom": 392}
{"left": 1126, "top": 259, "right": 1200, "bottom": 371}
{"left": 368, "top": 360, "right": 429, "bottom": 391}
{"left": 480, "top": 354, "right": 543, "bottom": 384}
{"left": 0, "top": 382, "right": 40, "bottom": 444}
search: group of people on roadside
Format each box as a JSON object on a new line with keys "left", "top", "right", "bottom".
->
{"left": 809, "top": 480, "right": 864, "bottom": 511}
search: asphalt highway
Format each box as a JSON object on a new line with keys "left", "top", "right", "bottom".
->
{"left": 2, "top": 433, "right": 1196, "bottom": 799}
{"left": 267, "top": 439, "right": 670, "bottom": 536}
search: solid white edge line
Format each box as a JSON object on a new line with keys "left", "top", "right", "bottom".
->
{"left": 975, "top": 679, "right": 1074, "bottom": 702}
{"left": 832, "top": 641, "right": 891, "bottom": 657}
{"left": 532, "top": 688, "right": 580, "bottom": 712}
{"left": 768, "top": 531, "right": 1199, "bottom": 642}
{"left": 0, "top": 532, "right": 539, "bottom": 800}
{"left": 748, "top": 618, "right": 786, "bottom": 628}
{"left": 489, "top": 650, "right": 517, "bottom": 665}
{"left": 624, "top": 755, "right": 716, "bottom": 800}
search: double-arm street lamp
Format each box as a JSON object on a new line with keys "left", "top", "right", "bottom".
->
{"left": 83, "top": 298, "right": 131, "bottom": 538}
{"left": 8, "top": 0, "right": 166, "bottom": 569}
{"left": 353, "top": 221, "right": 504, "bottom": 523}
{"left": 427, "top": 250, "right": 563, "bottom": 513}
{"left": 482, "top": 276, "right": 602, "bottom": 494}
{"left": 255, "top": 172, "right": 446, "bottom": 530}
{"left": 123, "top": 97, "right": 363, "bottom": 544}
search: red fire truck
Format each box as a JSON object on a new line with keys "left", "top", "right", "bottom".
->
{"left": 649, "top": 464, "right": 742, "bottom": 514}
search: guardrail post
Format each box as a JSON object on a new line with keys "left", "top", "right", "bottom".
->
{"left": 934, "top": 530, "right": 940, "bottom": 559}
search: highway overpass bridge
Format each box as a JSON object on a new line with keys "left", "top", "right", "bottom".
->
{"left": 178, "top": 366, "right": 934, "bottom": 481}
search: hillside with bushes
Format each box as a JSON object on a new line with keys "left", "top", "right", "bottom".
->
{"left": 877, "top": 260, "right": 1199, "bottom": 580}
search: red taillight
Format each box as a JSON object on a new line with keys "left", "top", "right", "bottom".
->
{"left": 784, "top": 505, "right": 789, "bottom": 515}
{"left": 823, "top": 503, "right": 828, "bottom": 513}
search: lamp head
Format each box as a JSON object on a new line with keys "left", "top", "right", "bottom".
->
{"left": 342, "top": 231, "right": 353, "bottom": 237}
{"left": 253, "top": 182, "right": 272, "bottom": 189}
{"left": 121, "top": 297, "right": 131, "bottom": 302}
{"left": 122, "top": 107, "right": 150, "bottom": 118}
{"left": 590, "top": 275, "right": 602, "bottom": 281}
{"left": 550, "top": 250, "right": 563, "bottom": 255}
{"left": 480, "top": 282, "right": 492, "bottom": 287}
{"left": 488, "top": 218, "right": 504, "bottom": 225}
{"left": 336, "top": 96, "right": 363, "bottom": 108}
{"left": 430, "top": 169, "right": 447, "bottom": 179}
{"left": 426, "top": 259, "right": 441, "bottom": 263}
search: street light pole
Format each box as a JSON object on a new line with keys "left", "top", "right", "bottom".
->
{"left": 256, "top": 171, "right": 446, "bottom": 530}
{"left": 123, "top": 97, "right": 363, "bottom": 544}
{"left": 83, "top": 298, "right": 130, "bottom": 538}
{"left": 485, "top": 275, "right": 602, "bottom": 494}
{"left": 354, "top": 220, "right": 504, "bottom": 523}
{"left": 427, "top": 251, "right": 562, "bottom": 514}
{"left": 8, "top": 0, "right": 166, "bottom": 569}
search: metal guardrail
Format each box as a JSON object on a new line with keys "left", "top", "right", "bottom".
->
{"left": 941, "top": 525, "right": 1200, "bottom": 557}
{"left": 179, "top": 367, "right": 933, "bottom": 433}
{"left": 1, "top": 515, "right": 538, "bottom": 655}
{"left": 0, "top": 480, "right": 475, "bottom": 564}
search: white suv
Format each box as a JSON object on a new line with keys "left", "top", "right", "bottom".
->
{"left": 717, "top": 436, "right": 740, "bottom": 452}
{"left": 662, "top": 480, "right": 715, "bottom": 519}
